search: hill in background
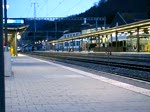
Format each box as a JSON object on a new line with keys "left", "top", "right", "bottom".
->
{"left": 23, "top": 0, "right": 150, "bottom": 42}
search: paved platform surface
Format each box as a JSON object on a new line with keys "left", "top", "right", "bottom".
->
{"left": 5, "top": 55, "right": 150, "bottom": 112}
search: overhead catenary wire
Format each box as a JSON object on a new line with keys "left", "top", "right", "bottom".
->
{"left": 37, "top": 0, "right": 48, "bottom": 16}
{"left": 8, "top": 0, "right": 32, "bottom": 17}
{"left": 47, "top": 0, "right": 65, "bottom": 16}
{"left": 63, "top": 0, "right": 82, "bottom": 16}
{"left": 25, "top": 3, "right": 32, "bottom": 17}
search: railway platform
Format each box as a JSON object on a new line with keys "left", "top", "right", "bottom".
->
{"left": 5, "top": 54, "right": 150, "bottom": 112}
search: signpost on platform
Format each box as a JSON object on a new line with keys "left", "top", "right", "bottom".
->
{"left": 0, "top": 0, "right": 5, "bottom": 111}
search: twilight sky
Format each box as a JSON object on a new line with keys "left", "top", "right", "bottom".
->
{"left": 6, "top": 0, "right": 100, "bottom": 18}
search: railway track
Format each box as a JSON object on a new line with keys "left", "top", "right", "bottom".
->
{"left": 27, "top": 51, "right": 150, "bottom": 81}
{"left": 57, "top": 56, "right": 150, "bottom": 72}
{"left": 29, "top": 52, "right": 150, "bottom": 71}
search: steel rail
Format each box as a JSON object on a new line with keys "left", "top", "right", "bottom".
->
{"left": 29, "top": 52, "right": 150, "bottom": 72}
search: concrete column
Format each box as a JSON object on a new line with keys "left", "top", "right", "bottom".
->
{"left": 137, "top": 27, "right": 140, "bottom": 52}
{"left": 105, "top": 35, "right": 108, "bottom": 48}
{"left": 110, "top": 34, "right": 113, "bottom": 47}
{"left": 54, "top": 44, "right": 56, "bottom": 51}
{"left": 72, "top": 39, "right": 74, "bottom": 51}
{"left": 58, "top": 43, "right": 61, "bottom": 50}
{"left": 87, "top": 37, "right": 90, "bottom": 51}
{"left": 98, "top": 36, "right": 100, "bottom": 49}
{"left": 62, "top": 42, "right": 63, "bottom": 51}
{"left": 79, "top": 39, "right": 81, "bottom": 52}
{"left": 101, "top": 35, "right": 104, "bottom": 47}
{"left": 10, "top": 33, "right": 17, "bottom": 56}
{"left": 90, "top": 37, "right": 92, "bottom": 44}
{"left": 67, "top": 41, "right": 69, "bottom": 51}
{"left": 116, "top": 31, "right": 118, "bottom": 52}
{"left": 85, "top": 37, "right": 88, "bottom": 51}
{"left": 81, "top": 38, "right": 83, "bottom": 51}
{"left": 15, "top": 33, "right": 17, "bottom": 56}
{"left": 49, "top": 43, "right": 51, "bottom": 50}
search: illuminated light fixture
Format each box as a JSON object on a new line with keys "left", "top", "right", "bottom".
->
{"left": 121, "top": 33, "right": 125, "bottom": 36}
{"left": 133, "top": 32, "right": 137, "bottom": 35}
{"left": 140, "top": 28, "right": 144, "bottom": 31}
{"left": 126, "top": 33, "right": 130, "bottom": 36}
{"left": 117, "top": 32, "right": 121, "bottom": 36}
{"left": 131, "top": 30, "right": 135, "bottom": 33}
{"left": 112, "top": 32, "right": 116, "bottom": 37}
{"left": 139, "top": 31, "right": 144, "bottom": 34}
{"left": 99, "top": 35, "right": 102, "bottom": 38}
{"left": 2, "top": 4, "right": 9, "bottom": 9}
{"left": 17, "top": 33, "right": 21, "bottom": 40}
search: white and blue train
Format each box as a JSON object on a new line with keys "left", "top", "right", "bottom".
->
{"left": 55, "top": 27, "right": 106, "bottom": 51}
{"left": 55, "top": 32, "right": 85, "bottom": 51}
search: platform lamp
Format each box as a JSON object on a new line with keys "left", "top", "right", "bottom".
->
{"left": 17, "top": 33, "right": 21, "bottom": 40}
{"left": 16, "top": 33, "right": 21, "bottom": 55}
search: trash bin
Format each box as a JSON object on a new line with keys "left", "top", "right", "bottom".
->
{"left": 4, "top": 51, "right": 12, "bottom": 77}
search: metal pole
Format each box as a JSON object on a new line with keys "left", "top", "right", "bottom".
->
{"left": 4, "top": 0, "right": 8, "bottom": 49}
{"left": 55, "top": 20, "right": 57, "bottom": 39}
{"left": 0, "top": 0, "right": 5, "bottom": 111}
{"left": 117, "top": 12, "right": 127, "bottom": 24}
{"left": 72, "top": 39, "right": 74, "bottom": 51}
{"left": 104, "top": 17, "right": 106, "bottom": 29}
{"left": 96, "top": 19, "right": 98, "bottom": 31}
{"left": 32, "top": 3, "right": 38, "bottom": 42}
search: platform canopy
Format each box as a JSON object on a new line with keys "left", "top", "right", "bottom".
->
{"left": 3, "top": 25, "right": 28, "bottom": 56}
